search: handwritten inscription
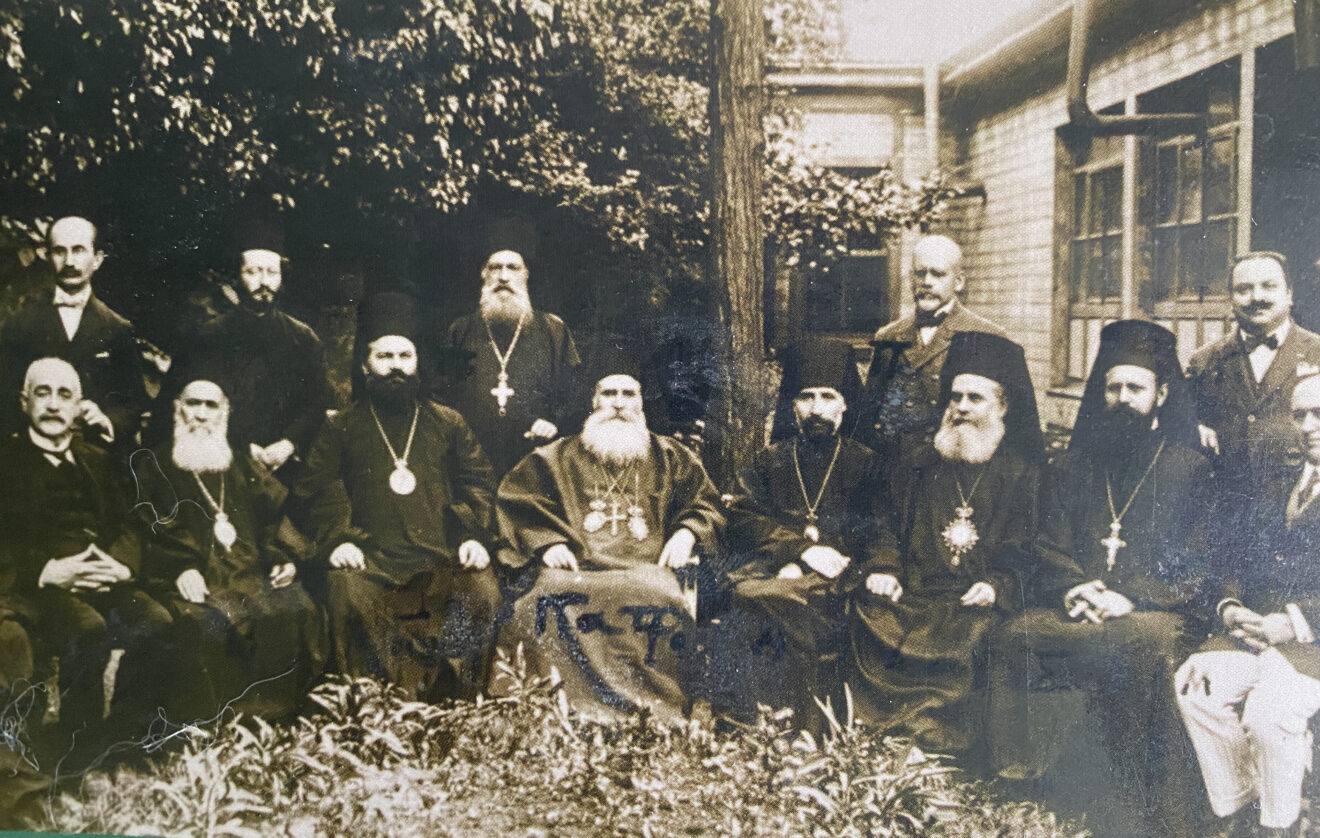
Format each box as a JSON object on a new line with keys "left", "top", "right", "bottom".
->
{"left": 535, "top": 593, "right": 689, "bottom": 666}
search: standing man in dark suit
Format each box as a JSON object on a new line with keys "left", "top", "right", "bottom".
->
{"left": 1188, "top": 251, "right": 1320, "bottom": 489}
{"left": 1177, "top": 373, "right": 1320, "bottom": 838}
{"left": 0, "top": 216, "right": 147, "bottom": 445}
{"left": 850, "top": 234, "right": 1006, "bottom": 472}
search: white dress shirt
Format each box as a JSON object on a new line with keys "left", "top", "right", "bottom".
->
{"left": 1242, "top": 320, "right": 1291, "bottom": 384}
{"left": 53, "top": 285, "right": 92, "bottom": 341}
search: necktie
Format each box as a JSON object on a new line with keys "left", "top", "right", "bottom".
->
{"left": 1288, "top": 468, "right": 1319, "bottom": 526}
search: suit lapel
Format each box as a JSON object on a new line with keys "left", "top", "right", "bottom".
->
{"left": 906, "top": 305, "right": 966, "bottom": 370}
{"left": 1256, "top": 326, "right": 1306, "bottom": 407}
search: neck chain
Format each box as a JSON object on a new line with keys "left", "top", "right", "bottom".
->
{"left": 792, "top": 436, "right": 841, "bottom": 542}
{"left": 940, "top": 463, "right": 989, "bottom": 566}
{"left": 193, "top": 472, "right": 237, "bottom": 550}
{"left": 484, "top": 312, "right": 528, "bottom": 416}
{"left": 370, "top": 401, "right": 420, "bottom": 496}
{"left": 1101, "top": 438, "right": 1166, "bottom": 571}
{"left": 583, "top": 461, "right": 649, "bottom": 541}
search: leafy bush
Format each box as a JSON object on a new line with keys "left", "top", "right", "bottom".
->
{"left": 45, "top": 650, "right": 1088, "bottom": 837}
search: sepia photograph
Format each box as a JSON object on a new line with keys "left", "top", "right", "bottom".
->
{"left": 0, "top": 0, "right": 1317, "bottom": 835}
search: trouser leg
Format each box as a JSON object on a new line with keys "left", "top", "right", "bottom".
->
{"left": 1240, "top": 647, "right": 1320, "bottom": 830}
{"left": 1174, "top": 649, "right": 1261, "bottom": 818}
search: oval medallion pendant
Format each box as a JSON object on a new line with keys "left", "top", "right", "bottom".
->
{"left": 214, "top": 513, "right": 238, "bottom": 550}
{"left": 390, "top": 463, "right": 417, "bottom": 496}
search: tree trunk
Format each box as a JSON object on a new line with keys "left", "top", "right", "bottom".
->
{"left": 708, "top": 0, "right": 767, "bottom": 489}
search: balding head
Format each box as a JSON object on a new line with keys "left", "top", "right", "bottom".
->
{"left": 21, "top": 358, "right": 82, "bottom": 442}
{"left": 911, "top": 235, "right": 965, "bottom": 316}
{"left": 48, "top": 216, "right": 103, "bottom": 292}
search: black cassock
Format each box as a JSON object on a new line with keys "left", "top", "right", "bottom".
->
{"left": 709, "top": 436, "right": 892, "bottom": 727}
{"left": 436, "top": 311, "right": 580, "bottom": 477}
{"left": 988, "top": 434, "right": 1214, "bottom": 836}
{"left": 131, "top": 447, "right": 326, "bottom": 720}
{"left": 848, "top": 445, "right": 1039, "bottom": 752}
{"left": 292, "top": 399, "right": 501, "bottom": 701}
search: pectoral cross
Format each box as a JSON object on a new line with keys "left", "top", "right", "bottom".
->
{"left": 1101, "top": 520, "right": 1126, "bottom": 571}
{"left": 604, "top": 499, "right": 627, "bottom": 536}
{"left": 491, "top": 371, "right": 515, "bottom": 416}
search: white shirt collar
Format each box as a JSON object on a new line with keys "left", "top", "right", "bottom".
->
{"left": 53, "top": 284, "right": 92, "bottom": 310}
{"left": 1237, "top": 319, "right": 1291, "bottom": 348}
{"left": 28, "top": 427, "right": 74, "bottom": 464}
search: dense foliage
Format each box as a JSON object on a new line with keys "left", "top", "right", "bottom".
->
{"left": 45, "top": 651, "right": 1087, "bottom": 837}
{"left": 0, "top": 0, "right": 949, "bottom": 295}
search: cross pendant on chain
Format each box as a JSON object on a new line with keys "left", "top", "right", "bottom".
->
{"left": 1101, "top": 520, "right": 1126, "bottom": 571}
{"left": 491, "top": 371, "right": 515, "bottom": 416}
{"left": 605, "top": 499, "right": 627, "bottom": 536}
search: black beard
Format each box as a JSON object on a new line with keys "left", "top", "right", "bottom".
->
{"left": 1094, "top": 405, "right": 1155, "bottom": 458}
{"left": 798, "top": 416, "right": 837, "bottom": 440}
{"left": 240, "top": 287, "right": 278, "bottom": 315}
{"left": 366, "top": 371, "right": 420, "bottom": 412}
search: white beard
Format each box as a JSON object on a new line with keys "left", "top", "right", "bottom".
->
{"left": 172, "top": 421, "right": 233, "bottom": 474}
{"left": 480, "top": 284, "right": 532, "bottom": 326}
{"left": 933, "top": 412, "right": 1006, "bottom": 465}
{"left": 581, "top": 409, "right": 651, "bottom": 466}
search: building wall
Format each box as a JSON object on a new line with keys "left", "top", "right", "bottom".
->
{"left": 946, "top": 0, "right": 1295, "bottom": 428}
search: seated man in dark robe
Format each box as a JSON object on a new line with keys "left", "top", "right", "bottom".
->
{"left": 848, "top": 331, "right": 1043, "bottom": 753}
{"left": 293, "top": 293, "right": 501, "bottom": 702}
{"left": 130, "top": 379, "right": 325, "bottom": 723}
{"left": 708, "top": 338, "right": 890, "bottom": 727}
{"left": 494, "top": 371, "right": 725, "bottom": 724}
{"left": 1176, "top": 373, "right": 1320, "bottom": 838}
{"left": 0, "top": 358, "right": 171, "bottom": 766}
{"left": 989, "top": 320, "right": 1212, "bottom": 838}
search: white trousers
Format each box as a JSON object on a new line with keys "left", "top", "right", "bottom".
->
{"left": 1175, "top": 646, "right": 1320, "bottom": 829}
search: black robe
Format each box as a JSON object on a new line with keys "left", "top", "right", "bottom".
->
{"left": 709, "top": 435, "right": 892, "bottom": 726}
{"left": 151, "top": 306, "right": 333, "bottom": 458}
{"left": 436, "top": 310, "right": 580, "bottom": 477}
{"left": 847, "top": 444, "right": 1040, "bottom": 751}
{"left": 131, "top": 446, "right": 325, "bottom": 720}
{"left": 494, "top": 433, "right": 724, "bottom": 723}
{"left": 292, "top": 398, "right": 501, "bottom": 700}
{"left": 988, "top": 434, "right": 1214, "bottom": 836}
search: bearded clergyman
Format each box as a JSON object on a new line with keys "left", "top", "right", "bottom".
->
{"left": 845, "top": 331, "right": 1043, "bottom": 753}
{"left": 292, "top": 293, "right": 501, "bottom": 702}
{"left": 130, "top": 379, "right": 325, "bottom": 722}
{"left": 435, "top": 242, "right": 581, "bottom": 477}
{"left": 707, "top": 338, "right": 890, "bottom": 728}
{"left": 494, "top": 371, "right": 724, "bottom": 723}
{"left": 988, "top": 320, "right": 1213, "bottom": 838}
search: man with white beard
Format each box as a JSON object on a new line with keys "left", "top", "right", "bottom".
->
{"left": 130, "top": 379, "right": 325, "bottom": 722}
{"left": 494, "top": 372, "right": 724, "bottom": 723}
{"left": 987, "top": 320, "right": 1213, "bottom": 838}
{"left": 847, "top": 331, "right": 1044, "bottom": 753}
{"left": 436, "top": 245, "right": 581, "bottom": 477}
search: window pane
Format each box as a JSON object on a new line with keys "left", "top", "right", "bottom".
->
{"left": 841, "top": 255, "right": 887, "bottom": 332}
{"left": 1098, "top": 168, "right": 1123, "bottom": 234}
{"left": 1156, "top": 145, "right": 1178, "bottom": 224}
{"left": 1178, "top": 144, "right": 1203, "bottom": 223}
{"left": 1074, "top": 175, "right": 1088, "bottom": 235}
{"left": 1205, "top": 134, "right": 1236, "bottom": 218}
{"left": 804, "top": 271, "right": 841, "bottom": 332}
{"left": 1100, "top": 234, "right": 1122, "bottom": 300}
{"left": 1200, "top": 219, "right": 1234, "bottom": 296}
{"left": 1075, "top": 239, "right": 1102, "bottom": 300}
{"left": 1153, "top": 227, "right": 1178, "bottom": 302}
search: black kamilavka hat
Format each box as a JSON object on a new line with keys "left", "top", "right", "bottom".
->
{"left": 936, "top": 330, "right": 1044, "bottom": 462}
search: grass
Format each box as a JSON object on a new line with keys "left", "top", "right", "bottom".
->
{"left": 39, "top": 649, "right": 1089, "bottom": 837}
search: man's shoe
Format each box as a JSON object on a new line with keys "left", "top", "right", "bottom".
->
{"left": 1202, "top": 808, "right": 1255, "bottom": 838}
{"left": 1256, "top": 820, "right": 1301, "bottom": 838}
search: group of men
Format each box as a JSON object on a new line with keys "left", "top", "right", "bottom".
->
{"left": 0, "top": 216, "right": 1317, "bottom": 838}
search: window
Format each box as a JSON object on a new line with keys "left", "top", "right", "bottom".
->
{"left": 1057, "top": 61, "right": 1239, "bottom": 383}
{"left": 803, "top": 247, "right": 889, "bottom": 334}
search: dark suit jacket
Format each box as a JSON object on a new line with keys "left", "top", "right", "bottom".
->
{"left": 849, "top": 301, "right": 1005, "bottom": 464}
{"left": 1188, "top": 321, "right": 1320, "bottom": 487}
{"left": 1213, "top": 461, "right": 1320, "bottom": 679}
{"left": 0, "top": 434, "right": 139, "bottom": 599}
{"left": 0, "top": 292, "right": 147, "bottom": 443}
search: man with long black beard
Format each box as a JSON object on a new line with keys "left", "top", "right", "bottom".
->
{"left": 988, "top": 320, "right": 1213, "bottom": 838}
{"left": 707, "top": 339, "right": 889, "bottom": 728}
{"left": 130, "top": 379, "right": 325, "bottom": 722}
{"left": 494, "top": 372, "right": 724, "bottom": 723}
{"left": 293, "top": 293, "right": 501, "bottom": 701}
{"left": 151, "top": 213, "right": 333, "bottom": 478}
{"left": 436, "top": 245, "right": 580, "bottom": 477}
{"left": 847, "top": 331, "right": 1043, "bottom": 753}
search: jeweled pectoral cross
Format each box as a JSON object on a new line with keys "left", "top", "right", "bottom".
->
{"left": 491, "top": 371, "right": 515, "bottom": 416}
{"left": 1101, "top": 520, "right": 1126, "bottom": 571}
{"left": 604, "top": 500, "right": 627, "bottom": 536}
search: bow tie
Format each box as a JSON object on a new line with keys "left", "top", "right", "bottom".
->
{"left": 915, "top": 309, "right": 949, "bottom": 329}
{"left": 54, "top": 290, "right": 86, "bottom": 308}
{"left": 1242, "top": 333, "right": 1280, "bottom": 352}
